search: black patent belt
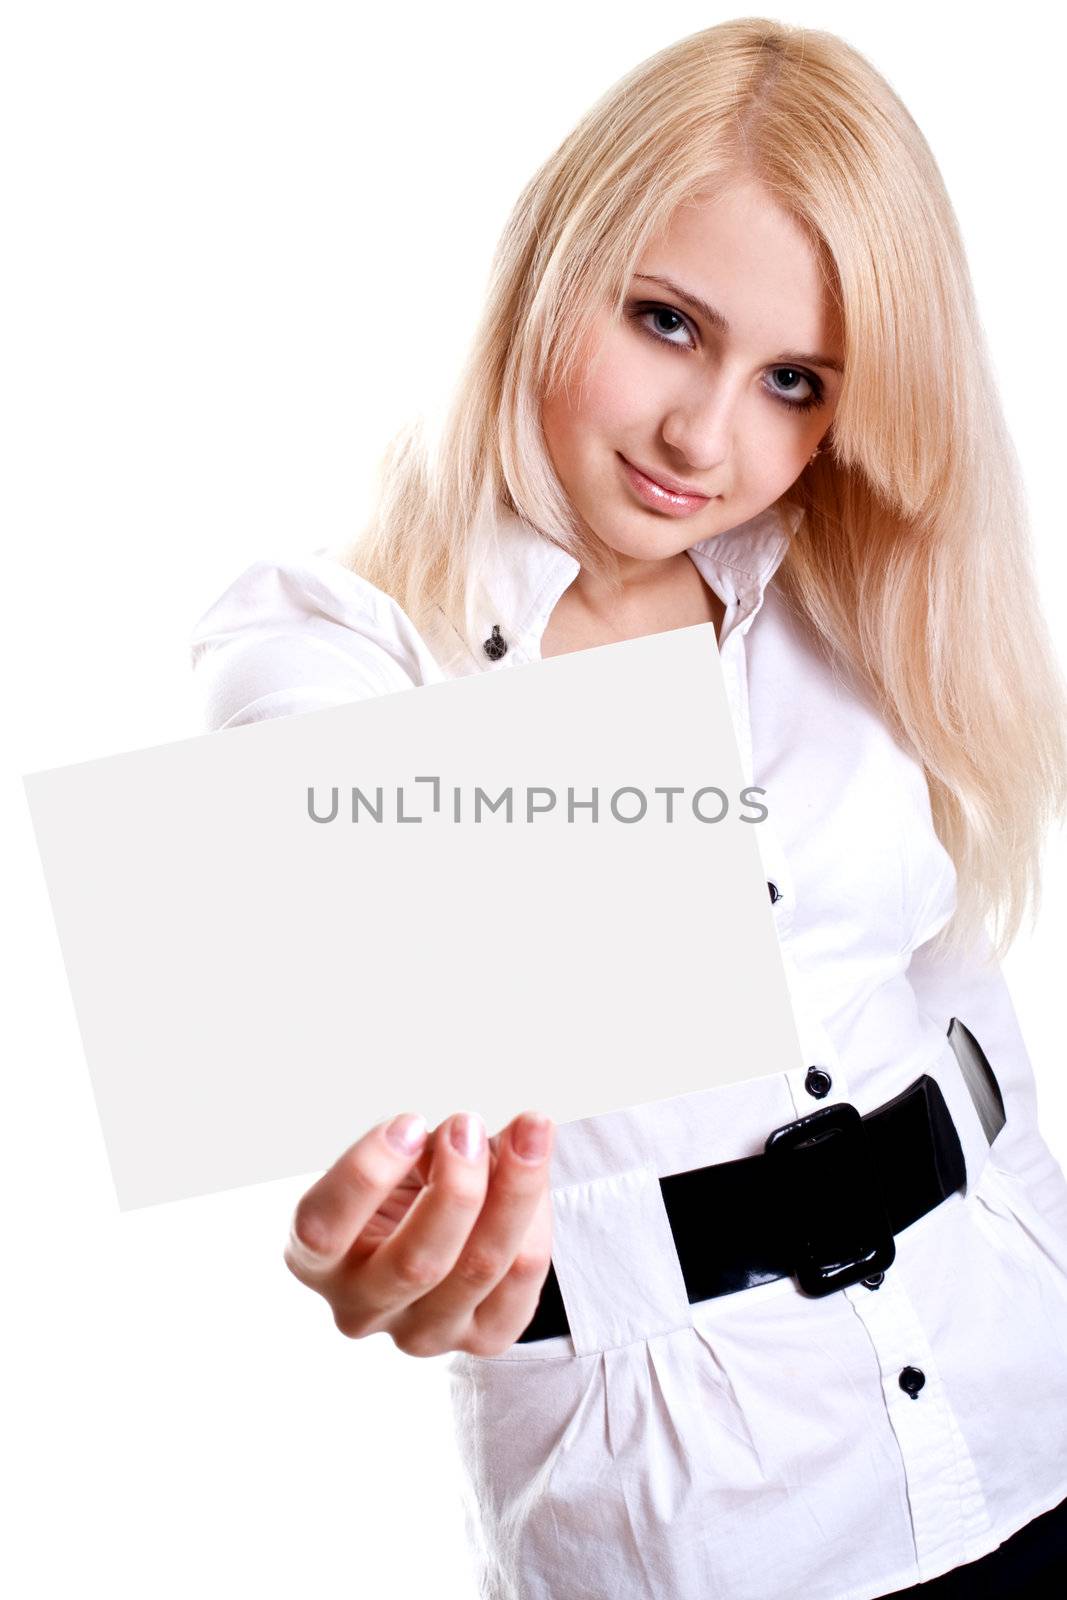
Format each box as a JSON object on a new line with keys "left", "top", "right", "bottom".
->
{"left": 516, "top": 1058, "right": 989, "bottom": 1345}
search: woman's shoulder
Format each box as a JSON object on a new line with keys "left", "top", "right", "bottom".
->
{"left": 189, "top": 549, "right": 444, "bottom": 731}
{"left": 192, "top": 548, "right": 405, "bottom": 639}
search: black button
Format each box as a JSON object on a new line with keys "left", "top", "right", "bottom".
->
{"left": 899, "top": 1366, "right": 926, "bottom": 1399}
{"left": 483, "top": 624, "right": 508, "bottom": 661}
{"left": 862, "top": 1272, "right": 885, "bottom": 1291}
{"left": 767, "top": 881, "right": 781, "bottom": 905}
{"left": 804, "top": 1066, "right": 832, "bottom": 1099}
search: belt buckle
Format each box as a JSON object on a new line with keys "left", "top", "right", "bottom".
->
{"left": 765, "top": 1102, "right": 896, "bottom": 1297}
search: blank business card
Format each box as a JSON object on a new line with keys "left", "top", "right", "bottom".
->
{"left": 25, "top": 623, "right": 802, "bottom": 1209}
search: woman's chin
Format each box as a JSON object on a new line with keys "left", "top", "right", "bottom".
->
{"left": 583, "top": 503, "right": 723, "bottom": 562}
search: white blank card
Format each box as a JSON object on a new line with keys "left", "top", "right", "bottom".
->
{"left": 25, "top": 623, "right": 802, "bottom": 1209}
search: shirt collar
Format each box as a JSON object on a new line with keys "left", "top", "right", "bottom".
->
{"left": 438, "top": 500, "right": 799, "bottom": 671}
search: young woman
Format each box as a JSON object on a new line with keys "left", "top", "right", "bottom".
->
{"left": 191, "top": 18, "right": 1067, "bottom": 1599}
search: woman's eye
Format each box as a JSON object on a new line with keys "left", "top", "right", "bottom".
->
{"left": 637, "top": 304, "right": 695, "bottom": 348}
{"left": 765, "top": 366, "right": 823, "bottom": 409}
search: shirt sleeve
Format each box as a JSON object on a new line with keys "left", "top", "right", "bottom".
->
{"left": 189, "top": 556, "right": 432, "bottom": 730}
{"left": 906, "top": 922, "right": 1067, "bottom": 1233}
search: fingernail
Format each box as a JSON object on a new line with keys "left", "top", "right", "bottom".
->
{"left": 513, "top": 1113, "right": 551, "bottom": 1162}
{"left": 450, "top": 1111, "right": 485, "bottom": 1161}
{"left": 288, "top": 1221, "right": 328, "bottom": 1265}
{"left": 385, "top": 1112, "right": 427, "bottom": 1154}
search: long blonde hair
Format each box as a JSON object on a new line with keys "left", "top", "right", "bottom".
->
{"left": 340, "top": 16, "right": 1067, "bottom": 960}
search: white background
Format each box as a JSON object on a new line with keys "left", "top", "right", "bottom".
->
{"left": 3, "top": 3, "right": 1064, "bottom": 1595}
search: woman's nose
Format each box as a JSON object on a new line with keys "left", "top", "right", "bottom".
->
{"left": 660, "top": 376, "right": 739, "bottom": 469}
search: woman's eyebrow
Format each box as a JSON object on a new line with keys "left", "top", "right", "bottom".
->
{"left": 633, "top": 272, "right": 845, "bottom": 373}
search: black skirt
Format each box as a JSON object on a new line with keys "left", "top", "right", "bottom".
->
{"left": 880, "top": 1493, "right": 1067, "bottom": 1596}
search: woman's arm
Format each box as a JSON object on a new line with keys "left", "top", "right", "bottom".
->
{"left": 907, "top": 925, "right": 1067, "bottom": 1229}
{"left": 190, "top": 553, "right": 559, "bottom": 1355}
{"left": 189, "top": 554, "right": 436, "bottom": 730}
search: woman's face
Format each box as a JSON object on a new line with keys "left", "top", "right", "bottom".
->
{"left": 540, "top": 178, "right": 844, "bottom": 562}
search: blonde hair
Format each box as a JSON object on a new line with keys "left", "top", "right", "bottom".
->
{"left": 340, "top": 16, "right": 1067, "bottom": 960}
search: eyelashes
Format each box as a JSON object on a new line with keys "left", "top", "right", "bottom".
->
{"left": 627, "top": 301, "right": 826, "bottom": 414}
{"left": 764, "top": 367, "right": 823, "bottom": 413}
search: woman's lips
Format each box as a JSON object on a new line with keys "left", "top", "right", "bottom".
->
{"left": 618, "top": 454, "right": 712, "bottom": 517}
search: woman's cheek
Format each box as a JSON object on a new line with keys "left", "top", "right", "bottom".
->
{"left": 745, "top": 409, "right": 811, "bottom": 497}
{"left": 583, "top": 345, "right": 660, "bottom": 434}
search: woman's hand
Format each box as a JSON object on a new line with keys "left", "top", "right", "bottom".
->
{"left": 283, "top": 1109, "right": 555, "bottom": 1357}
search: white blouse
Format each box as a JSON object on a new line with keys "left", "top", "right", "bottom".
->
{"left": 191, "top": 504, "right": 1067, "bottom": 1600}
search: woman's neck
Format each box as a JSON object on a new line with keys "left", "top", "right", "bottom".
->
{"left": 540, "top": 551, "right": 725, "bottom": 658}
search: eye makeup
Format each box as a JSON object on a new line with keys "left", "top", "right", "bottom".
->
{"left": 625, "top": 299, "right": 827, "bottom": 413}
